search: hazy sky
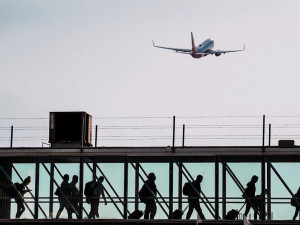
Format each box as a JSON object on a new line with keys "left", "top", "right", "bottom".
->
{"left": 1, "top": 0, "right": 300, "bottom": 118}
{"left": 1, "top": 0, "right": 300, "bottom": 147}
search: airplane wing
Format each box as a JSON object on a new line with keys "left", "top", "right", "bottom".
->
{"left": 152, "top": 41, "right": 192, "bottom": 53}
{"left": 206, "top": 44, "right": 245, "bottom": 55}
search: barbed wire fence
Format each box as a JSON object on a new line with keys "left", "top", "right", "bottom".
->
{"left": 0, "top": 115, "right": 300, "bottom": 147}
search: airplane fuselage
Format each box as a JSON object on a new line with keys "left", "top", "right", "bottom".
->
{"left": 192, "top": 39, "right": 215, "bottom": 58}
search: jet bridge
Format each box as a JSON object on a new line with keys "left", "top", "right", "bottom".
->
{"left": 1, "top": 146, "right": 300, "bottom": 221}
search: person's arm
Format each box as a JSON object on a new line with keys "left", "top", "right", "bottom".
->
{"left": 154, "top": 184, "right": 158, "bottom": 195}
{"left": 25, "top": 189, "right": 32, "bottom": 194}
{"left": 102, "top": 191, "right": 107, "bottom": 205}
{"left": 19, "top": 188, "right": 31, "bottom": 196}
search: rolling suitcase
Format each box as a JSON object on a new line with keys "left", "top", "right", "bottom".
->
{"left": 128, "top": 210, "right": 143, "bottom": 219}
{"left": 224, "top": 209, "right": 239, "bottom": 220}
{"left": 224, "top": 203, "right": 245, "bottom": 220}
{"left": 173, "top": 209, "right": 184, "bottom": 219}
{"left": 172, "top": 205, "right": 189, "bottom": 219}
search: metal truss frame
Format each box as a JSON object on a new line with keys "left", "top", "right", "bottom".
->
{"left": 2, "top": 154, "right": 300, "bottom": 220}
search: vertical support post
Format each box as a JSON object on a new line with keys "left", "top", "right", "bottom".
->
{"left": 222, "top": 162, "right": 226, "bottom": 218}
{"left": 135, "top": 163, "right": 140, "bottom": 211}
{"left": 124, "top": 157, "right": 128, "bottom": 219}
{"left": 261, "top": 156, "right": 266, "bottom": 220}
{"left": 267, "top": 161, "right": 271, "bottom": 220}
{"left": 268, "top": 124, "right": 271, "bottom": 147}
{"left": 262, "top": 115, "right": 265, "bottom": 152}
{"left": 95, "top": 125, "right": 98, "bottom": 147}
{"left": 262, "top": 115, "right": 266, "bottom": 220}
{"left": 182, "top": 124, "right": 185, "bottom": 148}
{"left": 34, "top": 158, "right": 40, "bottom": 219}
{"left": 215, "top": 157, "right": 219, "bottom": 220}
{"left": 10, "top": 126, "right": 13, "bottom": 148}
{"left": 178, "top": 162, "right": 183, "bottom": 210}
{"left": 81, "top": 114, "right": 84, "bottom": 148}
{"left": 172, "top": 116, "right": 175, "bottom": 152}
{"left": 79, "top": 157, "right": 84, "bottom": 219}
{"left": 93, "top": 162, "right": 97, "bottom": 181}
{"left": 49, "top": 162, "right": 54, "bottom": 219}
{"left": 169, "top": 156, "right": 173, "bottom": 219}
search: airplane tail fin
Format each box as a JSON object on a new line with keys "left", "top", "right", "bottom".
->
{"left": 191, "top": 32, "right": 197, "bottom": 53}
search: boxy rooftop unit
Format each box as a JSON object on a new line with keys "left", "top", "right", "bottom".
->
{"left": 278, "top": 140, "right": 295, "bottom": 148}
{"left": 49, "top": 112, "right": 92, "bottom": 148}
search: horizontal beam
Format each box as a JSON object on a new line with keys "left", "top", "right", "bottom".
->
{"left": 1, "top": 147, "right": 300, "bottom": 158}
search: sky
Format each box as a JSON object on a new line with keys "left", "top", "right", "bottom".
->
{"left": 1, "top": 0, "right": 300, "bottom": 220}
{"left": 1, "top": 0, "right": 300, "bottom": 117}
{"left": 1, "top": 0, "right": 300, "bottom": 147}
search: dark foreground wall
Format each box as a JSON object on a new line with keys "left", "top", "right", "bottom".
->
{"left": 0, "top": 160, "right": 12, "bottom": 219}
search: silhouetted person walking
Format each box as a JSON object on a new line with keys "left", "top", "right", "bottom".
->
{"left": 186, "top": 175, "right": 206, "bottom": 220}
{"left": 244, "top": 175, "right": 258, "bottom": 219}
{"left": 292, "top": 187, "right": 300, "bottom": 220}
{"left": 69, "top": 175, "right": 79, "bottom": 219}
{"left": 56, "top": 174, "right": 72, "bottom": 219}
{"left": 15, "top": 176, "right": 31, "bottom": 218}
{"left": 139, "top": 173, "right": 157, "bottom": 219}
{"left": 88, "top": 176, "right": 107, "bottom": 219}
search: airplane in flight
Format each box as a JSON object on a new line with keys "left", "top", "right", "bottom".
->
{"left": 152, "top": 32, "right": 245, "bottom": 59}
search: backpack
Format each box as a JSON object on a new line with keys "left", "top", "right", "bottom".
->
{"left": 7, "top": 183, "right": 20, "bottom": 198}
{"left": 84, "top": 181, "right": 96, "bottom": 197}
{"left": 54, "top": 187, "right": 62, "bottom": 197}
{"left": 139, "top": 185, "right": 149, "bottom": 203}
{"left": 84, "top": 181, "right": 96, "bottom": 204}
{"left": 183, "top": 182, "right": 192, "bottom": 196}
{"left": 291, "top": 196, "right": 297, "bottom": 207}
{"left": 242, "top": 187, "right": 251, "bottom": 198}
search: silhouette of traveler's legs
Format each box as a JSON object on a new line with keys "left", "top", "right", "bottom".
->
{"left": 16, "top": 201, "right": 25, "bottom": 218}
{"left": 244, "top": 203, "right": 251, "bottom": 217}
{"left": 56, "top": 207, "right": 64, "bottom": 219}
{"left": 144, "top": 200, "right": 156, "bottom": 219}
{"left": 186, "top": 201, "right": 194, "bottom": 219}
{"left": 144, "top": 203, "right": 150, "bottom": 219}
{"left": 293, "top": 208, "right": 299, "bottom": 220}
{"left": 149, "top": 200, "right": 157, "bottom": 219}
{"left": 89, "top": 200, "right": 96, "bottom": 219}
{"left": 254, "top": 211, "right": 258, "bottom": 220}
{"left": 67, "top": 209, "right": 72, "bottom": 219}
{"left": 69, "top": 197, "right": 79, "bottom": 219}
{"left": 89, "top": 199, "right": 99, "bottom": 219}
{"left": 186, "top": 200, "right": 205, "bottom": 219}
{"left": 95, "top": 200, "right": 100, "bottom": 218}
{"left": 194, "top": 201, "right": 205, "bottom": 219}
{"left": 71, "top": 202, "right": 79, "bottom": 219}
{"left": 56, "top": 198, "right": 69, "bottom": 219}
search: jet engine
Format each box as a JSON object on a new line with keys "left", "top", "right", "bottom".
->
{"left": 190, "top": 52, "right": 203, "bottom": 59}
{"left": 215, "top": 52, "right": 222, "bottom": 57}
